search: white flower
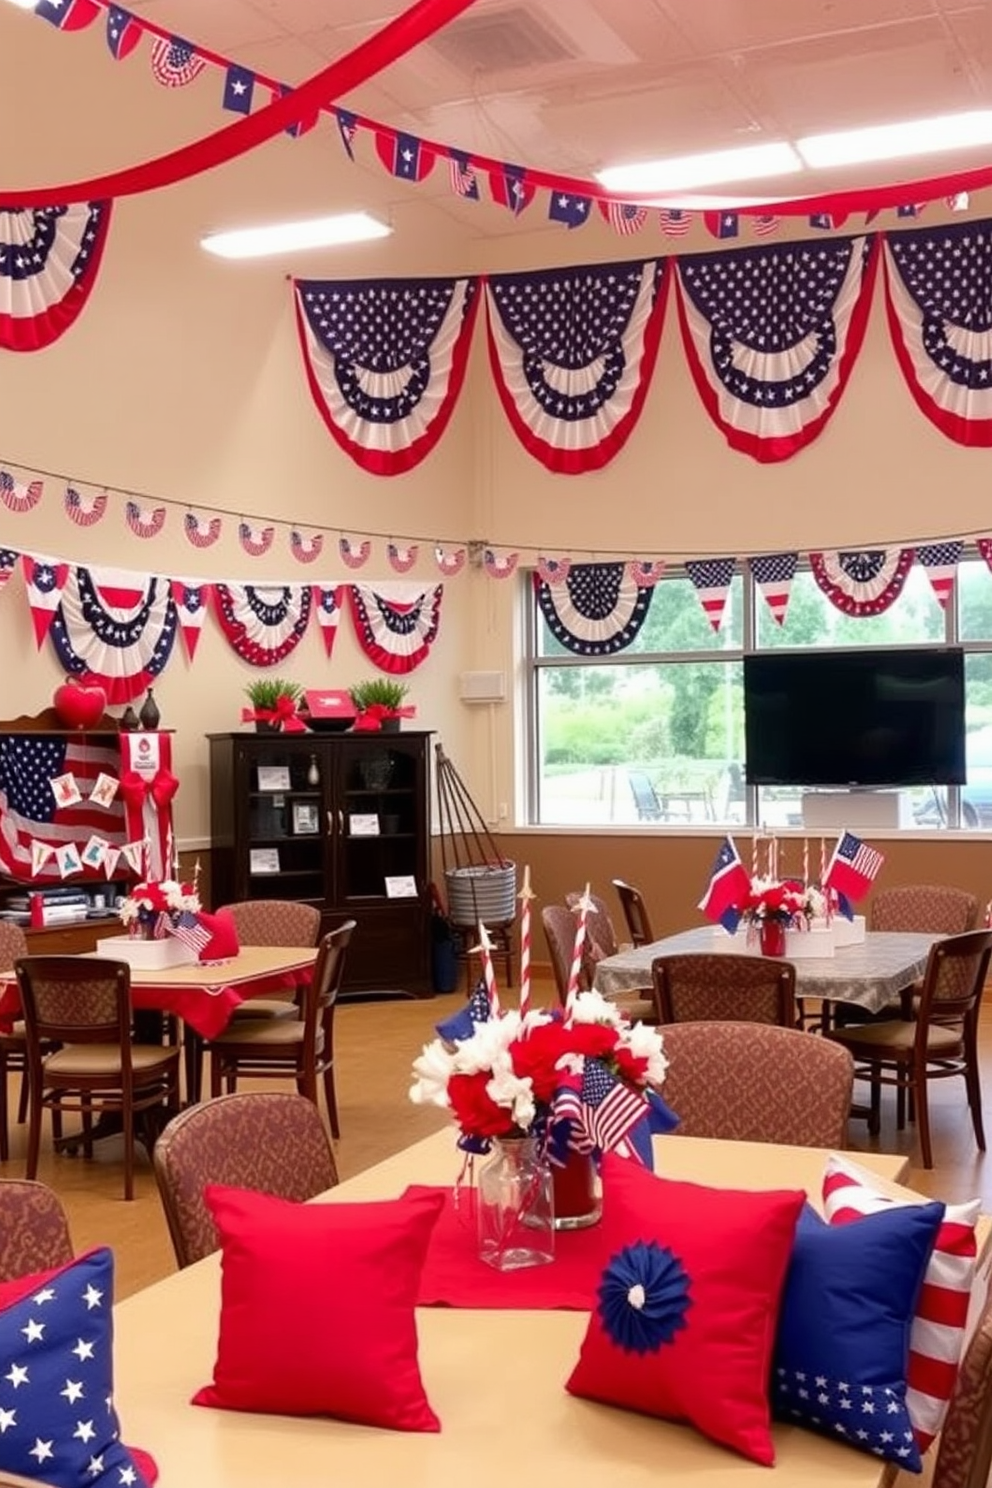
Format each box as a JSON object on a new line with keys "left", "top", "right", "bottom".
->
{"left": 568, "top": 989, "right": 625, "bottom": 1029}
{"left": 486, "top": 1068, "right": 536, "bottom": 1131}
{"left": 409, "top": 1039, "right": 456, "bottom": 1108}
{"left": 622, "top": 1022, "right": 669, "bottom": 1088}
{"left": 450, "top": 1012, "right": 521, "bottom": 1076}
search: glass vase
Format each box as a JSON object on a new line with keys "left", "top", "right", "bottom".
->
{"left": 760, "top": 919, "right": 787, "bottom": 957}
{"left": 552, "top": 1149, "right": 602, "bottom": 1231}
{"left": 477, "top": 1136, "right": 555, "bottom": 1271}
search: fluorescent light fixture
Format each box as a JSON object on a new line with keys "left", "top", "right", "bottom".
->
{"left": 596, "top": 141, "right": 802, "bottom": 195}
{"left": 201, "top": 211, "right": 391, "bottom": 260}
{"left": 799, "top": 110, "right": 992, "bottom": 168}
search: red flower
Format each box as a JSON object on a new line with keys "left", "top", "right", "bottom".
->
{"left": 613, "top": 1048, "right": 650, "bottom": 1086}
{"left": 447, "top": 1071, "right": 516, "bottom": 1139}
{"left": 508, "top": 1020, "right": 571, "bottom": 1103}
{"left": 568, "top": 1021, "right": 622, "bottom": 1062}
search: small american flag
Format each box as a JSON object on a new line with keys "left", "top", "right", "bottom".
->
{"left": 824, "top": 831, "right": 885, "bottom": 903}
{"left": 598, "top": 201, "right": 647, "bottom": 236}
{"left": 658, "top": 208, "right": 692, "bottom": 237}
{"left": 166, "top": 910, "right": 211, "bottom": 955}
{"left": 64, "top": 486, "right": 107, "bottom": 528}
{"left": 448, "top": 151, "right": 479, "bottom": 201}
{"left": 150, "top": 36, "right": 206, "bottom": 89}
{"left": 751, "top": 213, "right": 780, "bottom": 238}
{"left": 0, "top": 472, "right": 43, "bottom": 514}
{"left": 575, "top": 1059, "right": 647, "bottom": 1160}
{"left": 184, "top": 512, "right": 221, "bottom": 549}
{"left": 125, "top": 501, "right": 165, "bottom": 539}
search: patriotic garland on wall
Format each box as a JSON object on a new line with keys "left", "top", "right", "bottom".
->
{"left": 294, "top": 214, "right": 992, "bottom": 474}
{"left": 0, "top": 202, "right": 111, "bottom": 351}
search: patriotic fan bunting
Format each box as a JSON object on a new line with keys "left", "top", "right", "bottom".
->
{"left": 348, "top": 582, "right": 443, "bottom": 674}
{"left": 675, "top": 236, "right": 878, "bottom": 462}
{"left": 339, "top": 536, "right": 371, "bottom": 569}
{"left": 685, "top": 558, "right": 736, "bottom": 631}
{"left": 597, "top": 201, "right": 648, "bottom": 236}
{"left": 537, "top": 556, "right": 571, "bottom": 585}
{"left": 170, "top": 580, "right": 211, "bottom": 661}
{"left": 48, "top": 565, "right": 178, "bottom": 702}
{"left": 388, "top": 543, "right": 418, "bottom": 573}
{"left": 0, "top": 202, "right": 111, "bottom": 351}
{"left": 917, "top": 542, "right": 963, "bottom": 609}
{"left": 21, "top": 556, "right": 69, "bottom": 646}
{"left": 184, "top": 511, "right": 222, "bottom": 548}
{"left": 294, "top": 275, "right": 481, "bottom": 476}
{"left": 810, "top": 549, "right": 915, "bottom": 615}
{"left": 63, "top": 484, "right": 107, "bottom": 526}
{"left": 0, "top": 472, "right": 43, "bottom": 512}
{"left": 534, "top": 563, "right": 654, "bottom": 655}
{"left": 125, "top": 501, "right": 165, "bottom": 538}
{"left": 485, "top": 259, "right": 669, "bottom": 474}
{"left": 978, "top": 537, "right": 992, "bottom": 576}
{"left": 750, "top": 552, "right": 798, "bottom": 626}
{"left": 483, "top": 548, "right": 518, "bottom": 579}
{"left": 313, "top": 584, "right": 345, "bottom": 656}
{"left": 434, "top": 544, "right": 465, "bottom": 575}
{"left": 150, "top": 35, "right": 206, "bottom": 88}
{"left": 239, "top": 521, "right": 274, "bottom": 557}
{"left": 0, "top": 550, "right": 18, "bottom": 592}
{"left": 884, "top": 221, "right": 992, "bottom": 446}
{"left": 212, "top": 583, "right": 312, "bottom": 666}
{"left": 626, "top": 559, "right": 665, "bottom": 587}
{"left": 290, "top": 530, "right": 323, "bottom": 565}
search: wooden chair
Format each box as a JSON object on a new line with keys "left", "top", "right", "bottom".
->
{"left": 826, "top": 928, "right": 992, "bottom": 1168}
{"left": 153, "top": 1092, "right": 338, "bottom": 1269}
{"left": 15, "top": 955, "right": 182, "bottom": 1201}
{"left": 206, "top": 920, "right": 355, "bottom": 1137}
{"left": 0, "top": 1178, "right": 73, "bottom": 1281}
{"left": 0, "top": 921, "right": 30, "bottom": 1161}
{"left": 612, "top": 879, "right": 656, "bottom": 947}
{"left": 221, "top": 899, "right": 321, "bottom": 1020}
{"left": 565, "top": 889, "right": 619, "bottom": 960}
{"left": 651, "top": 952, "right": 797, "bottom": 1027}
{"left": 658, "top": 1021, "right": 854, "bottom": 1147}
{"left": 928, "top": 1283, "right": 992, "bottom": 1488}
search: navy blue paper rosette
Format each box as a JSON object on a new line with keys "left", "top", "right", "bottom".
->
{"left": 598, "top": 1241, "right": 692, "bottom": 1354}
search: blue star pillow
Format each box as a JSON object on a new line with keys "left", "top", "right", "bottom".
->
{"left": 774, "top": 1200, "right": 945, "bottom": 1473}
{"left": 0, "top": 1247, "right": 153, "bottom": 1488}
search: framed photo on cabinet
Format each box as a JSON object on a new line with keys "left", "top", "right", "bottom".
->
{"left": 292, "top": 802, "right": 320, "bottom": 836}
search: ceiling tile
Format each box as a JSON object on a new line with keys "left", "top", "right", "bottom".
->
{"left": 665, "top": 0, "right": 937, "bottom": 58}
{"left": 126, "top": 0, "right": 288, "bottom": 50}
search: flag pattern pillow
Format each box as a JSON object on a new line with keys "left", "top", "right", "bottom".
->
{"left": 774, "top": 1199, "right": 946, "bottom": 1472}
{"left": 823, "top": 1152, "right": 979, "bottom": 1451}
{"left": 0, "top": 1248, "right": 153, "bottom": 1488}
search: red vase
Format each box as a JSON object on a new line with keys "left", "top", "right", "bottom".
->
{"left": 552, "top": 1150, "right": 602, "bottom": 1231}
{"left": 760, "top": 919, "right": 787, "bottom": 957}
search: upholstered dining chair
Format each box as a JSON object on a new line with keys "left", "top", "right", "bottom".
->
{"left": 826, "top": 928, "right": 992, "bottom": 1169}
{"left": 0, "top": 921, "right": 30, "bottom": 1161}
{"left": 542, "top": 903, "right": 589, "bottom": 1005}
{"left": 205, "top": 919, "right": 355, "bottom": 1137}
{"left": 658, "top": 1021, "right": 854, "bottom": 1148}
{"left": 650, "top": 952, "right": 798, "bottom": 1027}
{"left": 153, "top": 1092, "right": 338, "bottom": 1269}
{"left": 869, "top": 883, "right": 980, "bottom": 935}
{"left": 221, "top": 899, "right": 322, "bottom": 1020}
{"left": 611, "top": 879, "right": 656, "bottom": 948}
{"left": 565, "top": 889, "right": 619, "bottom": 960}
{"left": 15, "top": 955, "right": 182, "bottom": 1200}
{"left": 0, "top": 1179, "right": 73, "bottom": 1281}
{"left": 927, "top": 1282, "right": 992, "bottom": 1488}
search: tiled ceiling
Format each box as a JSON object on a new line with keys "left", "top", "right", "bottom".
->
{"left": 118, "top": 0, "right": 992, "bottom": 200}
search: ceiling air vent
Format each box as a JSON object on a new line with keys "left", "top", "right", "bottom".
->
{"left": 430, "top": 7, "right": 575, "bottom": 74}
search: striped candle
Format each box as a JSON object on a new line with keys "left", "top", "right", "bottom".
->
{"left": 476, "top": 921, "right": 500, "bottom": 1014}
{"left": 518, "top": 865, "right": 534, "bottom": 1015}
{"left": 565, "top": 883, "right": 592, "bottom": 1013}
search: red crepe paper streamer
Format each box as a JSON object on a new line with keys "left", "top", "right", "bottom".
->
{"left": 0, "top": 0, "right": 479, "bottom": 207}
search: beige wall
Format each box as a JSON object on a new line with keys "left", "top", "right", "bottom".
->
{"left": 2, "top": 9, "right": 990, "bottom": 866}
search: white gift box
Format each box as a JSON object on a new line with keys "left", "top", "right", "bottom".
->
{"left": 831, "top": 914, "right": 866, "bottom": 946}
{"left": 783, "top": 925, "right": 836, "bottom": 959}
{"left": 96, "top": 934, "right": 198, "bottom": 970}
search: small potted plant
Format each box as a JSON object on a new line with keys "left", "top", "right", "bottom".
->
{"left": 349, "top": 678, "right": 411, "bottom": 733}
{"left": 242, "top": 678, "right": 305, "bottom": 733}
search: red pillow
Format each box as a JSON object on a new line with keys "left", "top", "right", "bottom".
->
{"left": 196, "top": 908, "right": 240, "bottom": 961}
{"left": 566, "top": 1156, "right": 804, "bottom": 1465}
{"left": 194, "top": 1186, "right": 444, "bottom": 1431}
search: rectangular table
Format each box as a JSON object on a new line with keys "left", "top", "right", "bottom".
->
{"left": 110, "top": 1130, "right": 940, "bottom": 1488}
{"left": 593, "top": 927, "right": 938, "bottom": 1016}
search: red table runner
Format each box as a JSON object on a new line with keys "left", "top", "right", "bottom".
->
{"left": 407, "top": 1184, "right": 610, "bottom": 1310}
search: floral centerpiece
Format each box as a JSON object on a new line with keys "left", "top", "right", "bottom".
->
{"left": 119, "top": 878, "right": 201, "bottom": 941}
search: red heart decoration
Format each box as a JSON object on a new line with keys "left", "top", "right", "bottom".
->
{"left": 53, "top": 678, "right": 107, "bottom": 730}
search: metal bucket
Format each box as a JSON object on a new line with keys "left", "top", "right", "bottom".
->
{"left": 444, "top": 863, "right": 517, "bottom": 927}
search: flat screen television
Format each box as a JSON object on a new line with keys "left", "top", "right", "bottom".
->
{"left": 743, "top": 647, "right": 966, "bottom": 788}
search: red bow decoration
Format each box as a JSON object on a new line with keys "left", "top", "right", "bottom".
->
{"left": 119, "top": 768, "right": 180, "bottom": 812}
{"left": 352, "top": 704, "right": 416, "bottom": 733}
{"left": 239, "top": 695, "right": 308, "bottom": 733}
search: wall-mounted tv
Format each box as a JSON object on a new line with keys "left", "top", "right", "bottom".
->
{"left": 743, "top": 647, "right": 966, "bottom": 788}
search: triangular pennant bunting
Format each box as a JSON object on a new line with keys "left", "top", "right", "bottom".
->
{"left": 917, "top": 541, "right": 963, "bottom": 609}
{"left": 170, "top": 580, "right": 212, "bottom": 661}
{"left": 685, "top": 558, "right": 736, "bottom": 631}
{"left": 21, "top": 556, "right": 70, "bottom": 646}
{"left": 312, "top": 584, "right": 345, "bottom": 657}
{"left": 749, "top": 553, "right": 798, "bottom": 626}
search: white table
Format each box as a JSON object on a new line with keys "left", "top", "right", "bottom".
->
{"left": 110, "top": 1130, "right": 933, "bottom": 1488}
{"left": 594, "top": 927, "right": 938, "bottom": 1014}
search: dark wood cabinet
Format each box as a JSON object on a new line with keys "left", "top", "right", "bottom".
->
{"left": 207, "top": 730, "right": 433, "bottom": 997}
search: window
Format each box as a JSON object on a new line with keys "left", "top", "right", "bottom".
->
{"left": 527, "top": 553, "right": 992, "bottom": 830}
